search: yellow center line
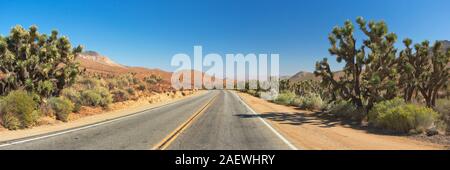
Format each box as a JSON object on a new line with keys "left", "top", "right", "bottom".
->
{"left": 151, "top": 92, "right": 219, "bottom": 150}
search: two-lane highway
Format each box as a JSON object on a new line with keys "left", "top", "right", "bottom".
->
{"left": 0, "top": 90, "right": 294, "bottom": 150}
{"left": 168, "top": 90, "right": 292, "bottom": 150}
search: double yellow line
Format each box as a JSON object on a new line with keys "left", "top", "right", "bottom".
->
{"left": 152, "top": 93, "right": 219, "bottom": 150}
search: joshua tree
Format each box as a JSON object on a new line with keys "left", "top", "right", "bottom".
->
{"left": 399, "top": 40, "right": 449, "bottom": 107}
{"left": 315, "top": 17, "right": 399, "bottom": 110}
{"left": 0, "top": 25, "right": 83, "bottom": 97}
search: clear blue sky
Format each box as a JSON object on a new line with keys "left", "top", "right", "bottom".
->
{"left": 1, "top": 0, "right": 450, "bottom": 75}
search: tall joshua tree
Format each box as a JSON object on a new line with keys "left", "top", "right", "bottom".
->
{"left": 357, "top": 17, "right": 399, "bottom": 109}
{"left": 399, "top": 40, "right": 449, "bottom": 107}
{"left": 315, "top": 19, "right": 365, "bottom": 108}
{"left": 315, "top": 17, "right": 399, "bottom": 110}
{"left": 0, "top": 25, "right": 83, "bottom": 97}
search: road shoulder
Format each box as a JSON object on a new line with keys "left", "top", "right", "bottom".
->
{"left": 236, "top": 91, "right": 446, "bottom": 150}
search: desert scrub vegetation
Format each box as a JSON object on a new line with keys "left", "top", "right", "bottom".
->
{"left": 368, "top": 98, "right": 438, "bottom": 133}
{"left": 111, "top": 89, "right": 130, "bottom": 102}
{"left": 144, "top": 75, "right": 163, "bottom": 84}
{"left": 0, "top": 25, "right": 176, "bottom": 130}
{"left": 314, "top": 17, "right": 449, "bottom": 111}
{"left": 327, "top": 100, "right": 366, "bottom": 120}
{"left": 273, "top": 92, "right": 296, "bottom": 105}
{"left": 240, "top": 17, "right": 448, "bottom": 135}
{"left": 310, "top": 17, "right": 448, "bottom": 134}
{"left": 434, "top": 99, "right": 450, "bottom": 132}
{"left": 0, "top": 90, "right": 39, "bottom": 130}
{"left": 0, "top": 25, "right": 83, "bottom": 129}
{"left": 297, "top": 93, "right": 324, "bottom": 111}
{"left": 81, "top": 87, "right": 112, "bottom": 107}
{"left": 60, "top": 88, "right": 82, "bottom": 113}
{"left": 47, "top": 97, "right": 74, "bottom": 122}
{"left": 0, "top": 25, "right": 83, "bottom": 97}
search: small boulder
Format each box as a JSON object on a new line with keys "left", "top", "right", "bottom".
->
{"left": 426, "top": 128, "right": 439, "bottom": 136}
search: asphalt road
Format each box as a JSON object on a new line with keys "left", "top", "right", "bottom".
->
{"left": 0, "top": 90, "right": 292, "bottom": 150}
{"left": 168, "top": 90, "right": 290, "bottom": 150}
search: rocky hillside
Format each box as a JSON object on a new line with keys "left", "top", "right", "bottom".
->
{"left": 288, "top": 71, "right": 320, "bottom": 82}
{"left": 78, "top": 51, "right": 125, "bottom": 68}
{"left": 76, "top": 51, "right": 218, "bottom": 86}
{"left": 76, "top": 51, "right": 172, "bottom": 81}
{"left": 287, "top": 70, "right": 345, "bottom": 83}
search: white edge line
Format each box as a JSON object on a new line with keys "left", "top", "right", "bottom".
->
{"left": 231, "top": 90, "right": 299, "bottom": 150}
{"left": 0, "top": 91, "right": 213, "bottom": 148}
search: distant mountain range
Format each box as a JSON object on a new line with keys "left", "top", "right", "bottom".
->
{"left": 76, "top": 51, "right": 219, "bottom": 85}
{"left": 77, "top": 51, "right": 172, "bottom": 81}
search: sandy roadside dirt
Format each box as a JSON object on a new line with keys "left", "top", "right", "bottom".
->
{"left": 0, "top": 90, "right": 207, "bottom": 142}
{"left": 237, "top": 92, "right": 447, "bottom": 150}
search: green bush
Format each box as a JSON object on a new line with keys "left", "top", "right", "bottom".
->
{"left": 126, "top": 88, "right": 136, "bottom": 96}
{"left": 368, "top": 98, "right": 405, "bottom": 122}
{"left": 247, "top": 89, "right": 260, "bottom": 97}
{"left": 117, "top": 78, "right": 130, "bottom": 89}
{"left": 290, "top": 97, "right": 304, "bottom": 107}
{"left": 0, "top": 90, "right": 39, "bottom": 130}
{"left": 434, "top": 99, "right": 450, "bottom": 132}
{"left": 81, "top": 90, "right": 102, "bottom": 106}
{"left": 111, "top": 89, "right": 130, "bottom": 102}
{"left": 328, "top": 100, "right": 364, "bottom": 120}
{"left": 137, "top": 84, "right": 146, "bottom": 91}
{"left": 81, "top": 87, "right": 112, "bottom": 107}
{"left": 60, "top": 88, "right": 82, "bottom": 112}
{"left": 1, "top": 113, "right": 21, "bottom": 130}
{"left": 144, "top": 75, "right": 162, "bottom": 85}
{"left": 48, "top": 97, "right": 74, "bottom": 122}
{"left": 273, "top": 92, "right": 296, "bottom": 105}
{"left": 107, "top": 79, "right": 119, "bottom": 90}
{"left": 297, "top": 93, "right": 324, "bottom": 111}
{"left": 78, "top": 77, "right": 101, "bottom": 89}
{"left": 61, "top": 88, "right": 81, "bottom": 103}
{"left": 369, "top": 98, "right": 438, "bottom": 133}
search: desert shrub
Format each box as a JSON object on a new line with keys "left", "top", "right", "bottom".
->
{"left": 298, "top": 93, "right": 324, "bottom": 111}
{"left": 434, "top": 99, "right": 450, "bottom": 132}
{"left": 132, "top": 77, "right": 141, "bottom": 85}
{"left": 48, "top": 97, "right": 74, "bottom": 122}
{"left": 81, "top": 87, "right": 112, "bottom": 107}
{"left": 144, "top": 75, "right": 162, "bottom": 85}
{"left": 137, "top": 84, "right": 146, "bottom": 91}
{"left": 0, "top": 90, "right": 39, "bottom": 129}
{"left": 117, "top": 78, "right": 130, "bottom": 89}
{"left": 145, "top": 77, "right": 157, "bottom": 84}
{"left": 111, "top": 89, "right": 130, "bottom": 102}
{"left": 368, "top": 98, "right": 405, "bottom": 122}
{"left": 369, "top": 98, "right": 438, "bottom": 133}
{"left": 273, "top": 92, "right": 296, "bottom": 105}
{"left": 1, "top": 113, "right": 21, "bottom": 130}
{"left": 107, "top": 79, "right": 119, "bottom": 90}
{"left": 126, "top": 88, "right": 136, "bottom": 96}
{"left": 81, "top": 90, "right": 102, "bottom": 106}
{"left": 78, "top": 77, "right": 101, "bottom": 89}
{"left": 290, "top": 97, "right": 304, "bottom": 106}
{"left": 328, "top": 100, "right": 364, "bottom": 120}
{"left": 60, "top": 88, "right": 82, "bottom": 112}
{"left": 94, "top": 87, "right": 112, "bottom": 107}
{"left": 247, "top": 89, "right": 260, "bottom": 97}
{"left": 61, "top": 88, "right": 80, "bottom": 103}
